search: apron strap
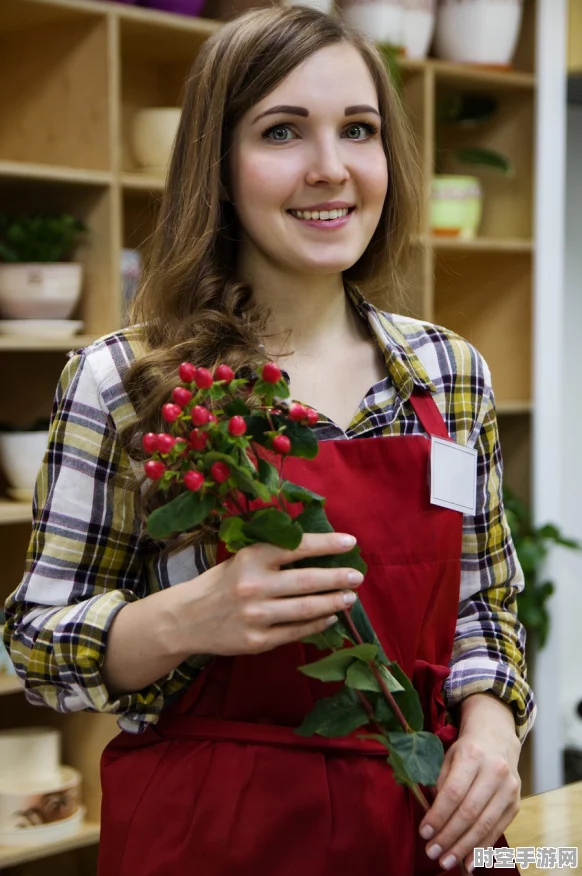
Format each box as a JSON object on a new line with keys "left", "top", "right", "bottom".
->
{"left": 408, "top": 390, "right": 451, "bottom": 441}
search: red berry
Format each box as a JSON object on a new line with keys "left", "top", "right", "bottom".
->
{"left": 289, "top": 403, "right": 308, "bottom": 422}
{"left": 262, "top": 362, "right": 282, "bottom": 384}
{"left": 194, "top": 367, "right": 214, "bottom": 389}
{"left": 191, "top": 405, "right": 210, "bottom": 426}
{"left": 184, "top": 470, "right": 205, "bottom": 491}
{"left": 145, "top": 459, "right": 166, "bottom": 480}
{"left": 179, "top": 362, "right": 197, "bottom": 383}
{"left": 157, "top": 433, "right": 176, "bottom": 453}
{"left": 273, "top": 435, "right": 291, "bottom": 455}
{"left": 228, "top": 416, "right": 247, "bottom": 437}
{"left": 189, "top": 429, "right": 209, "bottom": 451}
{"left": 211, "top": 461, "right": 231, "bottom": 483}
{"left": 172, "top": 386, "right": 193, "bottom": 407}
{"left": 162, "top": 403, "right": 182, "bottom": 423}
{"left": 215, "top": 364, "right": 235, "bottom": 384}
{"left": 142, "top": 432, "right": 158, "bottom": 453}
{"left": 208, "top": 413, "right": 218, "bottom": 424}
{"left": 306, "top": 408, "right": 319, "bottom": 426}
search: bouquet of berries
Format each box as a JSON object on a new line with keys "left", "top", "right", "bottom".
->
{"left": 142, "top": 359, "right": 445, "bottom": 813}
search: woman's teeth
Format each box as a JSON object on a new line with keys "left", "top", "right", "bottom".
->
{"left": 289, "top": 207, "right": 351, "bottom": 220}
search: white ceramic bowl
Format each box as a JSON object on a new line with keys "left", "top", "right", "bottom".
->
{"left": 0, "top": 263, "right": 83, "bottom": 320}
{"left": 0, "top": 319, "right": 84, "bottom": 337}
{"left": 130, "top": 107, "right": 182, "bottom": 174}
{"left": 0, "top": 431, "right": 49, "bottom": 492}
{"left": 0, "top": 766, "right": 82, "bottom": 840}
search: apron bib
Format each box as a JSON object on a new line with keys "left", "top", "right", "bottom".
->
{"left": 99, "top": 392, "right": 519, "bottom": 875}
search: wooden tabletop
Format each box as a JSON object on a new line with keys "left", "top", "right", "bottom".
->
{"left": 505, "top": 780, "right": 582, "bottom": 872}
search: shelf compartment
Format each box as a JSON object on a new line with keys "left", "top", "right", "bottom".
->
{"left": 0, "top": 177, "right": 119, "bottom": 338}
{"left": 0, "top": 674, "right": 23, "bottom": 695}
{"left": 433, "top": 251, "right": 532, "bottom": 406}
{"left": 0, "top": 820, "right": 100, "bottom": 869}
{"left": 0, "top": 335, "right": 98, "bottom": 352}
{"left": 0, "top": 6, "right": 111, "bottom": 172}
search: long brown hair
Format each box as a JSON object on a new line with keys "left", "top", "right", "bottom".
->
{"left": 121, "top": 5, "right": 422, "bottom": 540}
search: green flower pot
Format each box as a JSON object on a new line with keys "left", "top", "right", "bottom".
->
{"left": 430, "top": 175, "right": 483, "bottom": 239}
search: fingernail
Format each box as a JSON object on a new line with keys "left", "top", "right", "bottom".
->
{"left": 420, "top": 825, "right": 434, "bottom": 840}
{"left": 467, "top": 862, "right": 475, "bottom": 874}
{"left": 343, "top": 591, "right": 357, "bottom": 605}
{"left": 347, "top": 571, "right": 363, "bottom": 584}
{"left": 340, "top": 535, "right": 356, "bottom": 547}
{"left": 441, "top": 855, "right": 457, "bottom": 870}
{"left": 427, "top": 845, "right": 442, "bottom": 860}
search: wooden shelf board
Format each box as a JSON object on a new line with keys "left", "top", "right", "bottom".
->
{"left": 0, "top": 335, "right": 98, "bottom": 352}
{"left": 0, "top": 675, "right": 24, "bottom": 696}
{"left": 417, "top": 58, "right": 536, "bottom": 90}
{"left": 0, "top": 161, "right": 112, "bottom": 187}
{"left": 121, "top": 172, "right": 166, "bottom": 193}
{"left": 0, "top": 821, "right": 100, "bottom": 869}
{"left": 496, "top": 400, "right": 533, "bottom": 415}
{"left": 430, "top": 237, "right": 534, "bottom": 253}
{"left": 0, "top": 501, "right": 32, "bottom": 525}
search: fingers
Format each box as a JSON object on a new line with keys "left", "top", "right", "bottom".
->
{"left": 270, "top": 566, "right": 364, "bottom": 598}
{"left": 258, "top": 532, "right": 357, "bottom": 569}
{"left": 462, "top": 800, "right": 520, "bottom": 873}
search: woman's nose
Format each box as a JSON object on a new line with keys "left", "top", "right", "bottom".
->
{"left": 304, "top": 140, "right": 350, "bottom": 187}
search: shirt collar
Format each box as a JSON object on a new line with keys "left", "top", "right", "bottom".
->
{"left": 345, "top": 284, "right": 437, "bottom": 399}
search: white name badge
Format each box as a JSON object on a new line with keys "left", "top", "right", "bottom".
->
{"left": 430, "top": 435, "right": 478, "bottom": 515}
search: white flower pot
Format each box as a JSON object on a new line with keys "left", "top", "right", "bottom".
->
{"left": 0, "top": 264, "right": 83, "bottom": 320}
{"left": 434, "top": 0, "right": 523, "bottom": 66}
{"left": 130, "top": 107, "right": 182, "bottom": 174}
{"left": 403, "top": 0, "right": 436, "bottom": 59}
{"left": 342, "top": 0, "right": 406, "bottom": 47}
{"left": 430, "top": 175, "right": 483, "bottom": 238}
{"left": 0, "top": 431, "right": 49, "bottom": 493}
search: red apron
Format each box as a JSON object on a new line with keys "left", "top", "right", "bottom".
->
{"left": 99, "top": 391, "right": 519, "bottom": 875}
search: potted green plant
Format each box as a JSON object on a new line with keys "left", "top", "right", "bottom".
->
{"left": 504, "top": 487, "right": 582, "bottom": 665}
{"left": 0, "top": 213, "right": 87, "bottom": 323}
{"left": 431, "top": 93, "right": 512, "bottom": 239}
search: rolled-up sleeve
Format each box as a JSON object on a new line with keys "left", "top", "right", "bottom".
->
{"left": 3, "top": 350, "right": 165, "bottom": 726}
{"left": 443, "top": 368, "right": 537, "bottom": 743}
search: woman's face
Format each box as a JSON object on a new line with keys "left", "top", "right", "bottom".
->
{"left": 228, "top": 42, "right": 388, "bottom": 281}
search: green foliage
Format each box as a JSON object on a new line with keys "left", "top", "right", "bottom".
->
{"left": 147, "top": 490, "right": 216, "bottom": 539}
{"left": 435, "top": 93, "right": 512, "bottom": 176}
{"left": 504, "top": 487, "right": 581, "bottom": 649}
{"left": 0, "top": 213, "right": 87, "bottom": 263}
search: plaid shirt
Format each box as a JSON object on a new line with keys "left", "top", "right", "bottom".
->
{"left": 3, "top": 285, "right": 536, "bottom": 741}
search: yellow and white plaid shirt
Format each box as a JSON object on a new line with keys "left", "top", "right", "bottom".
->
{"left": 3, "top": 286, "right": 536, "bottom": 740}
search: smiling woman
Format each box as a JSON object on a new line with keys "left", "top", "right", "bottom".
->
{"left": 3, "top": 5, "right": 534, "bottom": 876}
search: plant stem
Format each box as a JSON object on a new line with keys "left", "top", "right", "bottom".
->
{"left": 342, "top": 608, "right": 412, "bottom": 733}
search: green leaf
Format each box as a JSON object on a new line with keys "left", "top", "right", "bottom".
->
{"left": 373, "top": 662, "right": 424, "bottom": 731}
{"left": 257, "top": 457, "right": 280, "bottom": 493}
{"left": 301, "top": 623, "right": 348, "bottom": 651}
{"left": 224, "top": 397, "right": 251, "bottom": 416}
{"left": 275, "top": 418, "right": 318, "bottom": 459}
{"left": 298, "top": 644, "right": 378, "bottom": 682}
{"left": 204, "top": 450, "right": 271, "bottom": 502}
{"left": 242, "top": 507, "right": 303, "bottom": 550}
{"left": 454, "top": 147, "right": 513, "bottom": 175}
{"left": 146, "top": 490, "right": 216, "bottom": 539}
{"left": 218, "top": 515, "right": 255, "bottom": 551}
{"left": 295, "top": 688, "right": 369, "bottom": 738}
{"left": 349, "top": 598, "right": 386, "bottom": 659}
{"left": 283, "top": 504, "right": 367, "bottom": 576}
{"left": 280, "top": 480, "right": 326, "bottom": 506}
{"left": 387, "top": 730, "right": 444, "bottom": 787}
{"left": 346, "top": 661, "right": 382, "bottom": 692}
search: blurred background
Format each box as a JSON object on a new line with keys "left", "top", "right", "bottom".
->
{"left": 0, "top": 0, "right": 580, "bottom": 872}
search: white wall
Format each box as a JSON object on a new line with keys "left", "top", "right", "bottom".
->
{"left": 559, "top": 105, "right": 582, "bottom": 740}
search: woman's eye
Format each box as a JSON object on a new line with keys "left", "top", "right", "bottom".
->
{"left": 262, "top": 121, "right": 378, "bottom": 142}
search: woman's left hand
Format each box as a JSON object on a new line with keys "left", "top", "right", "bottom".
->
{"left": 418, "top": 692, "right": 522, "bottom": 873}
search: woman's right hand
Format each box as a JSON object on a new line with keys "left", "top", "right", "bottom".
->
{"left": 170, "top": 532, "right": 364, "bottom": 657}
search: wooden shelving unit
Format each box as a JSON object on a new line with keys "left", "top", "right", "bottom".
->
{"left": 0, "top": 0, "right": 537, "bottom": 871}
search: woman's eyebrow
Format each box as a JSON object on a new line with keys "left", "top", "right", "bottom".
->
{"left": 251, "top": 104, "right": 381, "bottom": 124}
